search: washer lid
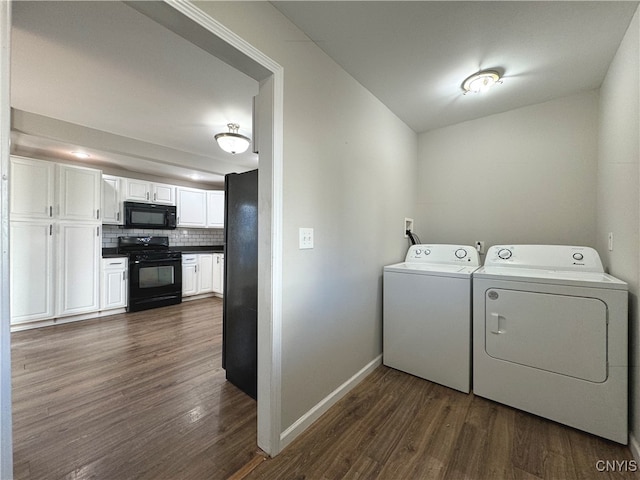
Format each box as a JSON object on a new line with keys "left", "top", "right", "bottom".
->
{"left": 385, "top": 262, "right": 480, "bottom": 278}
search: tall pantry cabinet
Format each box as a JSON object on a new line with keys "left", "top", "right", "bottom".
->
{"left": 10, "top": 156, "right": 102, "bottom": 325}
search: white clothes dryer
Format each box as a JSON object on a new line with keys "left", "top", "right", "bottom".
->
{"left": 383, "top": 244, "right": 480, "bottom": 393}
{"left": 473, "top": 245, "right": 628, "bottom": 443}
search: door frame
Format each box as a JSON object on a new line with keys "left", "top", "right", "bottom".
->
{"left": 0, "top": 1, "right": 285, "bottom": 473}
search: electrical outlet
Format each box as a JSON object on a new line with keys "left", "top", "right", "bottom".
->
{"left": 475, "top": 241, "right": 485, "bottom": 254}
{"left": 299, "top": 227, "right": 314, "bottom": 249}
{"left": 608, "top": 232, "right": 614, "bottom": 252}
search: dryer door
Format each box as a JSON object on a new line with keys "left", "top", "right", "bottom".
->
{"left": 484, "top": 289, "right": 607, "bottom": 382}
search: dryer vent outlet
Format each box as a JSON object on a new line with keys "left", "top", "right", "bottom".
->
{"left": 404, "top": 218, "right": 414, "bottom": 238}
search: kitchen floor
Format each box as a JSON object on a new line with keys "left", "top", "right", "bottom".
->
{"left": 12, "top": 298, "right": 258, "bottom": 480}
{"left": 12, "top": 299, "right": 637, "bottom": 480}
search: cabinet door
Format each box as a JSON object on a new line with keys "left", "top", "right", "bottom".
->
{"left": 10, "top": 156, "right": 54, "bottom": 220}
{"left": 57, "top": 222, "right": 101, "bottom": 316}
{"left": 212, "top": 253, "right": 223, "bottom": 294}
{"left": 206, "top": 191, "right": 225, "bottom": 228}
{"left": 124, "top": 179, "right": 151, "bottom": 202}
{"left": 10, "top": 220, "right": 54, "bottom": 323}
{"left": 58, "top": 164, "right": 102, "bottom": 221}
{"left": 101, "top": 258, "right": 127, "bottom": 310}
{"left": 198, "top": 254, "right": 214, "bottom": 294}
{"left": 102, "top": 175, "right": 124, "bottom": 225}
{"left": 182, "top": 255, "right": 198, "bottom": 296}
{"left": 152, "top": 183, "right": 175, "bottom": 205}
{"left": 177, "top": 188, "right": 207, "bottom": 227}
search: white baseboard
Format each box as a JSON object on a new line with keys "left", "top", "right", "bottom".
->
{"left": 629, "top": 432, "right": 640, "bottom": 462}
{"left": 279, "top": 354, "right": 382, "bottom": 450}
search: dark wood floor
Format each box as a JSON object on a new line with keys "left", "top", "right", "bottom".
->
{"left": 12, "top": 298, "right": 638, "bottom": 480}
{"left": 12, "top": 298, "right": 258, "bottom": 480}
{"left": 248, "top": 366, "right": 638, "bottom": 480}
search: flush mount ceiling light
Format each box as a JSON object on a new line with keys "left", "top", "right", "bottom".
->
{"left": 71, "top": 151, "right": 90, "bottom": 159}
{"left": 462, "top": 70, "right": 502, "bottom": 94}
{"left": 214, "top": 123, "right": 250, "bottom": 154}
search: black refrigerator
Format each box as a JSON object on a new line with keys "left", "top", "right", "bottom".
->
{"left": 222, "top": 169, "right": 258, "bottom": 399}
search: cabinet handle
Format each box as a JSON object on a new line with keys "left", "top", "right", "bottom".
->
{"left": 96, "top": 226, "right": 100, "bottom": 237}
{"left": 154, "top": 193, "right": 157, "bottom": 201}
{"left": 49, "top": 206, "right": 53, "bottom": 217}
{"left": 123, "top": 271, "right": 126, "bottom": 281}
{"left": 195, "top": 265, "right": 198, "bottom": 273}
{"left": 96, "top": 208, "right": 100, "bottom": 220}
{"left": 49, "top": 224, "right": 52, "bottom": 236}
{"left": 146, "top": 191, "right": 150, "bottom": 201}
{"left": 117, "top": 212, "right": 120, "bottom": 221}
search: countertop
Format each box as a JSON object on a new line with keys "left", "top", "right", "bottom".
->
{"left": 102, "top": 245, "right": 224, "bottom": 257}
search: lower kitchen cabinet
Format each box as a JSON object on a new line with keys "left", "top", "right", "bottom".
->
{"left": 57, "top": 222, "right": 101, "bottom": 317}
{"left": 10, "top": 220, "right": 55, "bottom": 324}
{"left": 101, "top": 257, "right": 128, "bottom": 311}
{"left": 212, "top": 253, "right": 224, "bottom": 294}
{"left": 182, "top": 253, "right": 221, "bottom": 298}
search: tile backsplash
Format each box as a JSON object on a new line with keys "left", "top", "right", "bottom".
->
{"left": 102, "top": 225, "right": 224, "bottom": 249}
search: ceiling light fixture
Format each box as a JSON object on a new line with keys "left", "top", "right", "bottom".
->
{"left": 462, "top": 70, "right": 502, "bottom": 94}
{"left": 214, "top": 123, "right": 250, "bottom": 154}
{"left": 71, "top": 151, "right": 91, "bottom": 159}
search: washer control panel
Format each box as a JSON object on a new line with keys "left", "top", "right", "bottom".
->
{"left": 405, "top": 244, "right": 480, "bottom": 265}
{"left": 484, "top": 245, "right": 604, "bottom": 272}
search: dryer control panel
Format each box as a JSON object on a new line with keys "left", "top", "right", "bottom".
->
{"left": 405, "top": 244, "right": 480, "bottom": 265}
{"left": 484, "top": 245, "right": 604, "bottom": 272}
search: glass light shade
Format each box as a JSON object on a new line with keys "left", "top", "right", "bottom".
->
{"left": 215, "top": 123, "right": 250, "bottom": 154}
{"left": 462, "top": 70, "right": 501, "bottom": 94}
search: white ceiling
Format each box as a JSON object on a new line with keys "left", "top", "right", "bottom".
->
{"left": 11, "top": 1, "right": 259, "bottom": 186}
{"left": 272, "top": 1, "right": 639, "bottom": 132}
{"left": 9, "top": 1, "right": 639, "bottom": 186}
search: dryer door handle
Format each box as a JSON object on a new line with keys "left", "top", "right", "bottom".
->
{"left": 490, "top": 312, "right": 505, "bottom": 334}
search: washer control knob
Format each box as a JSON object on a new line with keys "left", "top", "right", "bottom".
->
{"left": 415, "top": 249, "right": 422, "bottom": 255}
{"left": 497, "top": 248, "right": 512, "bottom": 260}
{"left": 573, "top": 252, "right": 584, "bottom": 261}
{"left": 455, "top": 248, "right": 467, "bottom": 259}
{"left": 424, "top": 249, "right": 431, "bottom": 255}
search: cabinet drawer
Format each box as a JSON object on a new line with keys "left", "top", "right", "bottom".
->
{"left": 102, "top": 257, "right": 127, "bottom": 270}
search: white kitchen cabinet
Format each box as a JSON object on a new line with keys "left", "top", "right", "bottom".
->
{"left": 124, "top": 178, "right": 175, "bottom": 205}
{"left": 206, "top": 191, "right": 225, "bottom": 228}
{"left": 212, "top": 253, "right": 224, "bottom": 295}
{"left": 10, "top": 220, "right": 55, "bottom": 324}
{"left": 57, "top": 222, "right": 101, "bottom": 317}
{"left": 102, "top": 175, "right": 124, "bottom": 225}
{"left": 10, "top": 156, "right": 55, "bottom": 221}
{"left": 57, "top": 164, "right": 102, "bottom": 222}
{"left": 101, "top": 257, "right": 128, "bottom": 310}
{"left": 177, "top": 187, "right": 207, "bottom": 227}
{"left": 182, "top": 253, "right": 219, "bottom": 297}
{"left": 198, "top": 254, "right": 214, "bottom": 294}
{"left": 182, "top": 254, "right": 199, "bottom": 296}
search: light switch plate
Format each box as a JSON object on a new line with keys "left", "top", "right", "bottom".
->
{"left": 299, "top": 227, "right": 314, "bottom": 249}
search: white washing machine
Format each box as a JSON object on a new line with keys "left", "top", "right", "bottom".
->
{"left": 473, "top": 245, "right": 628, "bottom": 443}
{"left": 383, "top": 244, "right": 480, "bottom": 393}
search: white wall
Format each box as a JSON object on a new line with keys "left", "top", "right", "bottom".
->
{"left": 195, "top": 2, "right": 417, "bottom": 434}
{"left": 597, "top": 6, "right": 640, "bottom": 450}
{"left": 416, "top": 91, "right": 599, "bottom": 251}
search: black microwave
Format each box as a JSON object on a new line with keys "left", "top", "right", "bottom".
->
{"left": 124, "top": 201, "right": 177, "bottom": 229}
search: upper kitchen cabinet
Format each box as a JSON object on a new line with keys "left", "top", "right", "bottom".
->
{"left": 58, "top": 164, "right": 102, "bottom": 222}
{"left": 10, "top": 156, "right": 55, "bottom": 220}
{"left": 124, "top": 178, "right": 176, "bottom": 205}
{"left": 207, "top": 190, "right": 225, "bottom": 228}
{"left": 102, "top": 175, "right": 124, "bottom": 225}
{"left": 177, "top": 187, "right": 207, "bottom": 227}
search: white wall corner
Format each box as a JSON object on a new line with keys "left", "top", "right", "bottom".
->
{"left": 279, "top": 355, "right": 382, "bottom": 451}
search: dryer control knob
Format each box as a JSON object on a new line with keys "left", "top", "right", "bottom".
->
{"left": 573, "top": 252, "right": 584, "bottom": 261}
{"left": 497, "top": 248, "right": 512, "bottom": 260}
{"left": 424, "top": 249, "right": 431, "bottom": 255}
{"left": 455, "top": 248, "right": 467, "bottom": 259}
{"left": 415, "top": 249, "right": 422, "bottom": 255}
